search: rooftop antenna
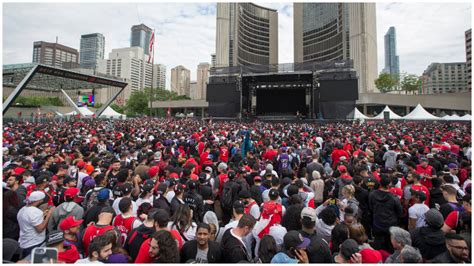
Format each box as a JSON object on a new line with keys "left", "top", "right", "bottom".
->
{"left": 56, "top": 36, "right": 58, "bottom": 43}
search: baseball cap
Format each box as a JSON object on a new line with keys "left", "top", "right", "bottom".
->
{"left": 188, "top": 180, "right": 199, "bottom": 190}
{"left": 254, "top": 175, "right": 262, "bottom": 182}
{"left": 448, "top": 163, "right": 459, "bottom": 169}
{"left": 338, "top": 165, "right": 347, "bottom": 172}
{"left": 97, "top": 188, "right": 111, "bottom": 201}
{"left": 27, "top": 191, "right": 46, "bottom": 202}
{"left": 157, "top": 183, "right": 169, "bottom": 194}
{"left": 204, "top": 166, "right": 213, "bottom": 173}
{"left": 426, "top": 153, "right": 434, "bottom": 159}
{"left": 121, "top": 183, "right": 133, "bottom": 195}
{"left": 35, "top": 175, "right": 49, "bottom": 185}
{"left": 46, "top": 230, "right": 64, "bottom": 246}
{"left": 360, "top": 248, "right": 383, "bottom": 263}
{"left": 239, "top": 190, "right": 251, "bottom": 199}
{"left": 174, "top": 183, "right": 186, "bottom": 193}
{"left": 76, "top": 160, "right": 86, "bottom": 169}
{"left": 59, "top": 216, "right": 84, "bottom": 231}
{"left": 64, "top": 187, "right": 80, "bottom": 198}
{"left": 425, "top": 208, "right": 444, "bottom": 229}
{"left": 113, "top": 185, "right": 123, "bottom": 197}
{"left": 269, "top": 188, "right": 279, "bottom": 199}
{"left": 233, "top": 200, "right": 245, "bottom": 212}
{"left": 64, "top": 175, "right": 76, "bottom": 184}
{"left": 301, "top": 207, "right": 317, "bottom": 222}
{"left": 142, "top": 181, "right": 155, "bottom": 193}
{"left": 148, "top": 166, "right": 159, "bottom": 178}
{"left": 340, "top": 156, "right": 347, "bottom": 161}
{"left": 283, "top": 230, "right": 311, "bottom": 250}
{"left": 24, "top": 176, "right": 36, "bottom": 184}
{"left": 420, "top": 157, "right": 429, "bottom": 162}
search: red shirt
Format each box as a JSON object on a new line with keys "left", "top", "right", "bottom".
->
{"left": 219, "top": 147, "right": 229, "bottom": 163}
{"left": 197, "top": 142, "right": 205, "bottom": 155}
{"left": 263, "top": 149, "right": 278, "bottom": 162}
{"left": 445, "top": 211, "right": 461, "bottom": 230}
{"left": 113, "top": 215, "right": 136, "bottom": 247}
{"left": 82, "top": 224, "right": 115, "bottom": 256}
{"left": 135, "top": 230, "right": 183, "bottom": 263}
{"left": 389, "top": 187, "right": 403, "bottom": 201}
{"left": 416, "top": 165, "right": 435, "bottom": 188}
{"left": 58, "top": 244, "right": 80, "bottom": 263}
{"left": 218, "top": 173, "right": 228, "bottom": 197}
{"left": 410, "top": 184, "right": 430, "bottom": 206}
{"left": 331, "top": 149, "right": 350, "bottom": 168}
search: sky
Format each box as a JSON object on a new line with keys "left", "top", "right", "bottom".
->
{"left": 2, "top": 2, "right": 472, "bottom": 90}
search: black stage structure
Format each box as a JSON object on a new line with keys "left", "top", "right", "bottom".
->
{"left": 207, "top": 61, "right": 358, "bottom": 120}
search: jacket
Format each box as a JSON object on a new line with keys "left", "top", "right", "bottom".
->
{"left": 153, "top": 194, "right": 171, "bottom": 216}
{"left": 368, "top": 189, "right": 402, "bottom": 231}
{"left": 354, "top": 185, "right": 370, "bottom": 222}
{"left": 410, "top": 227, "right": 447, "bottom": 261}
{"left": 180, "top": 240, "right": 222, "bottom": 263}
{"left": 430, "top": 250, "right": 467, "bottom": 263}
{"left": 220, "top": 228, "right": 250, "bottom": 263}
{"left": 48, "top": 201, "right": 84, "bottom": 232}
{"left": 124, "top": 224, "right": 155, "bottom": 261}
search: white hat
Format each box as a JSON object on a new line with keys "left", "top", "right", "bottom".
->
{"left": 24, "top": 176, "right": 36, "bottom": 184}
{"left": 27, "top": 191, "right": 46, "bottom": 202}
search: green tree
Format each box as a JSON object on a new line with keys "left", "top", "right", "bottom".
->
{"left": 401, "top": 74, "right": 422, "bottom": 94}
{"left": 110, "top": 103, "right": 125, "bottom": 114}
{"left": 125, "top": 90, "right": 150, "bottom": 116}
{"left": 375, "top": 73, "right": 397, "bottom": 93}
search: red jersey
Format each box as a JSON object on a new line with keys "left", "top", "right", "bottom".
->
{"left": 135, "top": 230, "right": 184, "bottom": 263}
{"left": 389, "top": 187, "right": 403, "bottom": 201}
{"left": 113, "top": 215, "right": 137, "bottom": 247}
{"left": 198, "top": 142, "right": 205, "bottom": 155}
{"left": 82, "top": 224, "right": 115, "bottom": 256}
{"left": 218, "top": 173, "right": 228, "bottom": 196}
{"left": 219, "top": 147, "right": 229, "bottom": 162}
{"left": 410, "top": 184, "right": 430, "bottom": 206}
{"left": 263, "top": 149, "right": 278, "bottom": 162}
{"left": 416, "top": 165, "right": 435, "bottom": 189}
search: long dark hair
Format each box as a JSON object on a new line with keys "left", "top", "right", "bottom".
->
{"left": 258, "top": 235, "right": 278, "bottom": 263}
{"left": 3, "top": 190, "right": 19, "bottom": 213}
{"left": 171, "top": 204, "right": 192, "bottom": 233}
{"left": 153, "top": 230, "right": 179, "bottom": 263}
{"left": 331, "top": 223, "right": 349, "bottom": 254}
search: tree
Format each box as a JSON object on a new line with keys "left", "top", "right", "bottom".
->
{"left": 125, "top": 90, "right": 149, "bottom": 116}
{"left": 375, "top": 73, "right": 397, "bottom": 93}
{"left": 110, "top": 103, "right": 125, "bottom": 114}
{"left": 400, "top": 74, "right": 422, "bottom": 94}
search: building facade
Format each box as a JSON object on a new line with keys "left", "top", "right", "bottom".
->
{"left": 384, "top": 27, "right": 400, "bottom": 77}
{"left": 196, "top": 62, "right": 210, "bottom": 99}
{"left": 422, "top": 62, "right": 468, "bottom": 94}
{"left": 190, "top": 81, "right": 198, "bottom": 100}
{"left": 211, "top": 53, "right": 216, "bottom": 67}
{"left": 152, "top": 64, "right": 167, "bottom": 89}
{"left": 293, "top": 3, "right": 378, "bottom": 93}
{"left": 131, "top": 24, "right": 153, "bottom": 56}
{"left": 80, "top": 33, "right": 105, "bottom": 69}
{"left": 216, "top": 3, "right": 278, "bottom": 67}
{"left": 466, "top": 29, "right": 471, "bottom": 92}
{"left": 97, "top": 46, "right": 152, "bottom": 101}
{"left": 32, "top": 41, "right": 79, "bottom": 68}
{"left": 171, "top": 65, "right": 191, "bottom": 97}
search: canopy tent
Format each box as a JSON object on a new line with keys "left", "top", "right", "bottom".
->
{"left": 442, "top": 115, "right": 452, "bottom": 120}
{"left": 65, "top": 106, "right": 94, "bottom": 116}
{"left": 347, "top": 107, "right": 369, "bottom": 120}
{"left": 99, "top": 106, "right": 126, "bottom": 119}
{"left": 371, "top": 106, "right": 402, "bottom": 119}
{"left": 54, "top": 111, "right": 64, "bottom": 117}
{"left": 402, "top": 104, "right": 440, "bottom": 120}
{"left": 446, "top": 114, "right": 461, "bottom": 120}
{"left": 460, "top": 114, "right": 472, "bottom": 121}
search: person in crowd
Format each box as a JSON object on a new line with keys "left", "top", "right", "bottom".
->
{"left": 257, "top": 235, "right": 278, "bottom": 263}
{"left": 169, "top": 204, "right": 197, "bottom": 242}
{"left": 82, "top": 206, "right": 118, "bottom": 256}
{"left": 75, "top": 234, "right": 113, "bottom": 264}
{"left": 180, "top": 223, "right": 222, "bottom": 263}
{"left": 48, "top": 187, "right": 84, "bottom": 232}
{"left": 333, "top": 239, "right": 362, "bottom": 263}
{"left": 299, "top": 207, "right": 332, "bottom": 263}
{"left": 439, "top": 184, "right": 464, "bottom": 219}
{"left": 410, "top": 208, "right": 447, "bottom": 261}
{"left": 315, "top": 199, "right": 339, "bottom": 243}
{"left": 399, "top": 245, "right": 423, "bottom": 263}
{"left": 113, "top": 197, "right": 142, "bottom": 245}
{"left": 408, "top": 191, "right": 430, "bottom": 230}
{"left": 17, "top": 191, "right": 55, "bottom": 257}
{"left": 386, "top": 226, "right": 412, "bottom": 263}
{"left": 60, "top": 216, "right": 84, "bottom": 255}
{"left": 271, "top": 230, "right": 310, "bottom": 263}
{"left": 430, "top": 233, "right": 470, "bottom": 263}
{"left": 3, "top": 190, "right": 20, "bottom": 240}
{"left": 221, "top": 214, "right": 256, "bottom": 263}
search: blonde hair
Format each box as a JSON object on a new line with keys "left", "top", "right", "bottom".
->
{"left": 342, "top": 184, "right": 355, "bottom": 196}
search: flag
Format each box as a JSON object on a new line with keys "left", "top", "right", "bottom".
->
{"left": 148, "top": 30, "right": 155, "bottom": 63}
{"left": 167, "top": 107, "right": 171, "bottom": 118}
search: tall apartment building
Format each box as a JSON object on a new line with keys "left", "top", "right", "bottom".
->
{"left": 32, "top": 41, "right": 79, "bottom": 68}
{"left": 131, "top": 24, "right": 153, "bottom": 56}
{"left": 293, "top": 3, "right": 378, "bottom": 93}
{"left": 422, "top": 62, "right": 468, "bottom": 94}
{"left": 80, "top": 33, "right": 105, "bottom": 69}
{"left": 171, "top": 65, "right": 191, "bottom": 97}
{"left": 190, "top": 81, "right": 198, "bottom": 100}
{"left": 216, "top": 3, "right": 278, "bottom": 67}
{"left": 97, "top": 46, "right": 152, "bottom": 101}
{"left": 152, "top": 64, "right": 167, "bottom": 89}
{"left": 466, "top": 29, "right": 471, "bottom": 91}
{"left": 196, "top": 63, "right": 210, "bottom": 99}
{"left": 384, "top": 27, "right": 400, "bottom": 77}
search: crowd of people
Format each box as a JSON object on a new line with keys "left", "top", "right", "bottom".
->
{"left": 2, "top": 117, "right": 471, "bottom": 263}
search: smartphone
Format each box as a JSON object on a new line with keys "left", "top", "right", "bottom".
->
{"left": 329, "top": 198, "right": 336, "bottom": 205}
{"left": 31, "top": 247, "right": 58, "bottom": 264}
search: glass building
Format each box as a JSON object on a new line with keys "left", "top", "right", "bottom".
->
{"left": 131, "top": 24, "right": 152, "bottom": 56}
{"left": 80, "top": 33, "right": 105, "bottom": 69}
{"left": 384, "top": 27, "right": 400, "bottom": 77}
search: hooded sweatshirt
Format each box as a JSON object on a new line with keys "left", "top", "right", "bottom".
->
{"left": 47, "top": 201, "right": 84, "bottom": 232}
{"left": 368, "top": 189, "right": 402, "bottom": 231}
{"left": 410, "top": 227, "right": 447, "bottom": 261}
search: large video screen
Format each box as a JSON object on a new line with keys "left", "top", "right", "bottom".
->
{"left": 78, "top": 95, "right": 94, "bottom": 107}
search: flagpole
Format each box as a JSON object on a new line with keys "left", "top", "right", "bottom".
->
{"left": 149, "top": 29, "right": 155, "bottom": 117}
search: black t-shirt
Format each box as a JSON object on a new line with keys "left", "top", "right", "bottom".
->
{"left": 299, "top": 230, "right": 332, "bottom": 263}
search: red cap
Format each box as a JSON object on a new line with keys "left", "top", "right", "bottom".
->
{"left": 337, "top": 165, "right": 347, "bottom": 173}
{"left": 169, "top": 173, "right": 179, "bottom": 179}
{"left": 59, "top": 216, "right": 84, "bottom": 231}
{"left": 85, "top": 164, "right": 94, "bottom": 175}
{"left": 148, "top": 166, "right": 159, "bottom": 178}
{"left": 254, "top": 175, "right": 262, "bottom": 181}
{"left": 64, "top": 187, "right": 80, "bottom": 198}
{"left": 360, "top": 248, "right": 383, "bottom": 263}
{"left": 76, "top": 160, "right": 86, "bottom": 169}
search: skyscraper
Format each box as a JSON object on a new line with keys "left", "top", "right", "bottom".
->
{"left": 294, "top": 3, "right": 378, "bottom": 93}
{"left": 152, "top": 64, "right": 167, "bottom": 89}
{"left": 80, "top": 33, "right": 105, "bottom": 69}
{"left": 211, "top": 53, "right": 216, "bottom": 67}
{"left": 466, "top": 29, "right": 471, "bottom": 91}
{"left": 171, "top": 65, "right": 190, "bottom": 97}
{"left": 32, "top": 41, "right": 79, "bottom": 68}
{"left": 216, "top": 3, "right": 278, "bottom": 67}
{"left": 131, "top": 24, "right": 152, "bottom": 56}
{"left": 384, "top": 27, "right": 400, "bottom": 77}
{"left": 197, "top": 62, "right": 210, "bottom": 99}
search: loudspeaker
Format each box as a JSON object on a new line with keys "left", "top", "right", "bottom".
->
{"left": 384, "top": 111, "right": 390, "bottom": 121}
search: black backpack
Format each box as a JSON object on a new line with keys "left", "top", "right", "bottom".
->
{"left": 221, "top": 181, "right": 238, "bottom": 211}
{"left": 125, "top": 227, "right": 152, "bottom": 261}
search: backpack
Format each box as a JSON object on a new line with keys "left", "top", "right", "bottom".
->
{"left": 83, "top": 188, "right": 105, "bottom": 210}
{"left": 125, "top": 227, "right": 152, "bottom": 261}
{"left": 221, "top": 181, "right": 237, "bottom": 211}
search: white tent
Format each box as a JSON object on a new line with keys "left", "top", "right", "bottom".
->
{"left": 99, "top": 106, "right": 126, "bottom": 119}
{"left": 442, "top": 115, "right": 452, "bottom": 120}
{"left": 460, "top": 114, "right": 472, "bottom": 121}
{"left": 449, "top": 114, "right": 462, "bottom": 120}
{"left": 402, "top": 104, "right": 440, "bottom": 120}
{"left": 371, "top": 106, "right": 402, "bottom": 119}
{"left": 347, "top": 107, "right": 369, "bottom": 120}
{"left": 65, "top": 106, "right": 94, "bottom": 117}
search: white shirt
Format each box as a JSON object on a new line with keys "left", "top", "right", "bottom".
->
{"left": 75, "top": 258, "right": 103, "bottom": 264}
{"left": 17, "top": 206, "right": 45, "bottom": 248}
{"left": 136, "top": 196, "right": 154, "bottom": 207}
{"left": 409, "top": 203, "right": 430, "bottom": 228}
{"left": 249, "top": 203, "right": 261, "bottom": 220}
{"left": 112, "top": 197, "right": 138, "bottom": 216}
{"left": 167, "top": 221, "right": 197, "bottom": 242}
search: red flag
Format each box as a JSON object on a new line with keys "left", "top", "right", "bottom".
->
{"left": 148, "top": 31, "right": 155, "bottom": 63}
{"left": 167, "top": 107, "right": 171, "bottom": 118}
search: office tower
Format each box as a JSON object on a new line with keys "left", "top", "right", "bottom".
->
{"left": 80, "top": 33, "right": 105, "bottom": 69}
